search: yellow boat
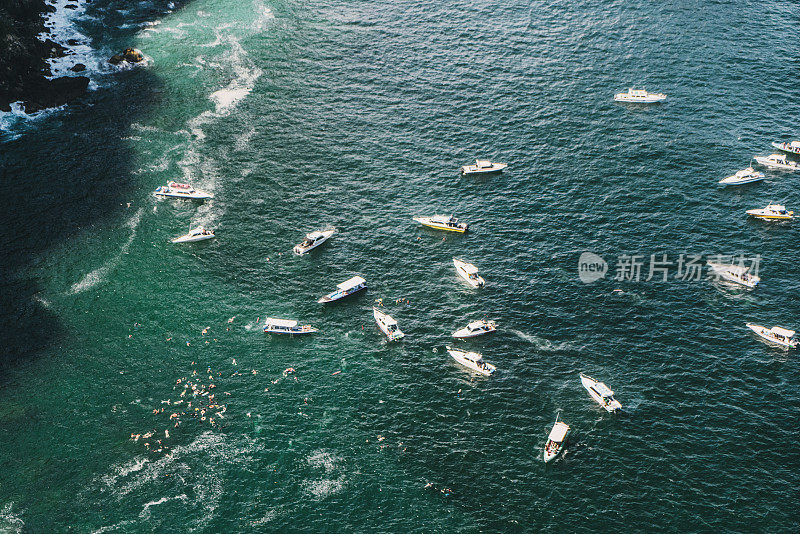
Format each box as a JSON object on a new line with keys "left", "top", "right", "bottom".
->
{"left": 413, "top": 215, "right": 468, "bottom": 233}
{"left": 746, "top": 204, "right": 794, "bottom": 220}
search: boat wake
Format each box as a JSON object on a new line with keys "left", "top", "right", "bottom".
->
{"left": 509, "top": 329, "right": 578, "bottom": 352}
{"left": 69, "top": 208, "right": 143, "bottom": 294}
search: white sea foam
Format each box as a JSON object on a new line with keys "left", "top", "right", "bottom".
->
{"left": 303, "top": 450, "right": 346, "bottom": 499}
{"left": 138, "top": 494, "right": 188, "bottom": 520}
{"left": 0, "top": 503, "right": 25, "bottom": 533}
{"left": 69, "top": 208, "right": 143, "bottom": 294}
{"left": 88, "top": 432, "right": 263, "bottom": 532}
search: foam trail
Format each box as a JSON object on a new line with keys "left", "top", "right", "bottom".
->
{"left": 69, "top": 209, "right": 143, "bottom": 294}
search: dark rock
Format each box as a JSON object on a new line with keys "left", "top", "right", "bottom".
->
{"left": 65, "top": 3, "right": 77, "bottom": 8}
{"left": 70, "top": 63, "right": 86, "bottom": 72}
{"left": 109, "top": 47, "right": 144, "bottom": 65}
{"left": 67, "top": 39, "right": 81, "bottom": 46}
{"left": 39, "top": 38, "right": 68, "bottom": 58}
{"left": 24, "top": 75, "right": 89, "bottom": 113}
{"left": 122, "top": 47, "right": 143, "bottom": 63}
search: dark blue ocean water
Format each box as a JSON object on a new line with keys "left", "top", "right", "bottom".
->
{"left": 2, "top": 0, "right": 799, "bottom": 531}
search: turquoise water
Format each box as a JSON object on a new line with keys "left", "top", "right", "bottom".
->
{"left": 2, "top": 0, "right": 800, "bottom": 531}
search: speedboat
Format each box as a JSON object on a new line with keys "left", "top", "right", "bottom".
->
{"left": 771, "top": 140, "right": 800, "bottom": 155}
{"left": 294, "top": 229, "right": 335, "bottom": 255}
{"left": 446, "top": 346, "right": 495, "bottom": 376}
{"left": 754, "top": 154, "right": 800, "bottom": 171}
{"left": 263, "top": 318, "right": 317, "bottom": 335}
{"left": 746, "top": 323, "right": 798, "bottom": 348}
{"left": 613, "top": 87, "right": 666, "bottom": 103}
{"left": 543, "top": 416, "right": 570, "bottom": 463}
{"left": 580, "top": 373, "right": 622, "bottom": 413}
{"left": 413, "top": 215, "right": 468, "bottom": 233}
{"left": 154, "top": 181, "right": 213, "bottom": 200}
{"left": 373, "top": 307, "right": 404, "bottom": 341}
{"left": 461, "top": 160, "right": 507, "bottom": 176}
{"left": 317, "top": 276, "right": 366, "bottom": 303}
{"left": 453, "top": 258, "right": 485, "bottom": 288}
{"left": 706, "top": 261, "right": 759, "bottom": 288}
{"left": 746, "top": 204, "right": 794, "bottom": 221}
{"left": 171, "top": 226, "right": 215, "bottom": 243}
{"left": 452, "top": 320, "right": 496, "bottom": 339}
{"left": 719, "top": 167, "right": 765, "bottom": 185}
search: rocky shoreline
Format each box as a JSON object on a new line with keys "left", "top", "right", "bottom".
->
{"left": 0, "top": 0, "right": 89, "bottom": 113}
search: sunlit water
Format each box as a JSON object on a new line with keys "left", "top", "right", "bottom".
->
{"left": 2, "top": 0, "right": 799, "bottom": 531}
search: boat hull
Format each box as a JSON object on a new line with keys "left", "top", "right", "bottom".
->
{"left": 373, "top": 308, "right": 404, "bottom": 341}
{"left": 263, "top": 327, "right": 318, "bottom": 335}
{"left": 172, "top": 234, "right": 215, "bottom": 243}
{"left": 719, "top": 175, "right": 764, "bottom": 185}
{"left": 580, "top": 374, "right": 621, "bottom": 412}
{"left": 413, "top": 218, "right": 468, "bottom": 233}
{"left": 446, "top": 347, "right": 495, "bottom": 376}
{"left": 461, "top": 164, "right": 507, "bottom": 176}
{"left": 294, "top": 230, "right": 335, "bottom": 255}
{"left": 746, "top": 323, "right": 798, "bottom": 348}
{"left": 317, "top": 284, "right": 366, "bottom": 303}
{"left": 155, "top": 191, "right": 213, "bottom": 200}
{"left": 754, "top": 157, "right": 799, "bottom": 171}
{"left": 746, "top": 210, "right": 793, "bottom": 220}
{"left": 771, "top": 142, "right": 800, "bottom": 155}
{"left": 543, "top": 443, "right": 561, "bottom": 463}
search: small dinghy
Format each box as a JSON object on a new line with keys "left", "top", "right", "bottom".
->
{"left": 171, "top": 226, "right": 215, "bottom": 243}
{"left": 461, "top": 159, "right": 507, "bottom": 176}
{"left": 746, "top": 323, "right": 798, "bottom": 348}
{"left": 452, "top": 320, "right": 497, "bottom": 339}
{"left": 580, "top": 373, "right": 622, "bottom": 413}
{"left": 263, "top": 318, "right": 317, "bottom": 335}
{"left": 413, "top": 215, "right": 468, "bottom": 233}
{"left": 746, "top": 204, "right": 793, "bottom": 221}
{"left": 154, "top": 181, "right": 213, "bottom": 200}
{"left": 754, "top": 154, "right": 800, "bottom": 171}
{"left": 543, "top": 416, "right": 570, "bottom": 463}
{"left": 446, "top": 346, "right": 495, "bottom": 376}
{"left": 706, "top": 261, "right": 759, "bottom": 288}
{"left": 719, "top": 167, "right": 765, "bottom": 185}
{"left": 771, "top": 140, "right": 800, "bottom": 155}
{"left": 613, "top": 87, "right": 666, "bottom": 103}
{"left": 294, "top": 229, "right": 335, "bottom": 255}
{"left": 453, "top": 258, "right": 485, "bottom": 288}
{"left": 318, "top": 276, "right": 367, "bottom": 303}
{"left": 373, "top": 307, "right": 404, "bottom": 341}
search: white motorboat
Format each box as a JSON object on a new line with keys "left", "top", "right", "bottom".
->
{"left": 746, "top": 323, "right": 798, "bottom": 348}
{"left": 171, "top": 226, "right": 215, "bottom": 243}
{"left": 317, "top": 276, "right": 367, "bottom": 303}
{"left": 446, "top": 346, "right": 495, "bottom": 376}
{"left": 746, "top": 204, "right": 794, "bottom": 221}
{"left": 613, "top": 87, "right": 666, "bottom": 103}
{"left": 580, "top": 373, "right": 622, "bottom": 413}
{"left": 373, "top": 307, "right": 404, "bottom": 341}
{"left": 706, "top": 261, "right": 759, "bottom": 288}
{"left": 154, "top": 181, "right": 213, "bottom": 200}
{"left": 452, "top": 320, "right": 497, "bottom": 339}
{"left": 453, "top": 258, "right": 485, "bottom": 288}
{"left": 543, "top": 416, "right": 570, "bottom": 463}
{"left": 294, "top": 229, "right": 335, "bottom": 255}
{"left": 263, "top": 318, "right": 317, "bottom": 335}
{"left": 771, "top": 140, "right": 800, "bottom": 155}
{"left": 461, "top": 159, "right": 507, "bottom": 176}
{"left": 754, "top": 154, "right": 800, "bottom": 171}
{"left": 413, "top": 215, "right": 468, "bottom": 233}
{"left": 719, "top": 167, "right": 765, "bottom": 185}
